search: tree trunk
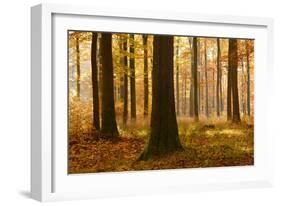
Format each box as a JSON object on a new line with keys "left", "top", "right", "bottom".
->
{"left": 246, "top": 40, "right": 251, "bottom": 116}
{"left": 188, "top": 38, "right": 194, "bottom": 117}
{"left": 91, "top": 32, "right": 100, "bottom": 130}
{"left": 219, "top": 63, "right": 223, "bottom": 113}
{"left": 75, "top": 37, "right": 81, "bottom": 98}
{"left": 176, "top": 38, "right": 180, "bottom": 115}
{"left": 216, "top": 38, "right": 221, "bottom": 117}
{"left": 230, "top": 39, "right": 240, "bottom": 122}
{"left": 129, "top": 34, "right": 136, "bottom": 120}
{"left": 100, "top": 33, "right": 119, "bottom": 137}
{"left": 193, "top": 37, "right": 199, "bottom": 121}
{"left": 227, "top": 40, "right": 233, "bottom": 121}
{"left": 204, "top": 39, "right": 209, "bottom": 118}
{"left": 143, "top": 35, "right": 149, "bottom": 117}
{"left": 119, "top": 36, "right": 124, "bottom": 101}
{"left": 123, "top": 35, "right": 128, "bottom": 125}
{"left": 139, "top": 35, "right": 183, "bottom": 160}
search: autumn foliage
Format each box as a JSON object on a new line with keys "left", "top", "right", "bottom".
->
{"left": 68, "top": 31, "right": 254, "bottom": 174}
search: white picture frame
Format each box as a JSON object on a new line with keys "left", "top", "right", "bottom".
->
{"left": 31, "top": 3, "right": 274, "bottom": 202}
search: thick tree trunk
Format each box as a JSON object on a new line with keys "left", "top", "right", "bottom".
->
{"left": 100, "top": 33, "right": 119, "bottom": 137}
{"left": 143, "top": 35, "right": 149, "bottom": 117}
{"left": 139, "top": 35, "right": 183, "bottom": 160}
{"left": 216, "top": 38, "right": 221, "bottom": 117}
{"left": 193, "top": 37, "right": 199, "bottom": 121}
{"left": 91, "top": 32, "right": 100, "bottom": 130}
{"left": 123, "top": 35, "right": 128, "bottom": 125}
{"left": 246, "top": 40, "right": 251, "bottom": 116}
{"left": 75, "top": 37, "right": 81, "bottom": 98}
{"left": 230, "top": 39, "right": 240, "bottom": 122}
{"left": 129, "top": 34, "right": 136, "bottom": 120}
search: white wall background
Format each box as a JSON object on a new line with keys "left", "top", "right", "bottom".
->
{"left": 0, "top": 0, "right": 280, "bottom": 205}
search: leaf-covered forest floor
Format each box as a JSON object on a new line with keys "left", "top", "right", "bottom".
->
{"left": 68, "top": 119, "right": 254, "bottom": 174}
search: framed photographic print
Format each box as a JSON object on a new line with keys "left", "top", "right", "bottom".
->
{"left": 31, "top": 3, "right": 274, "bottom": 201}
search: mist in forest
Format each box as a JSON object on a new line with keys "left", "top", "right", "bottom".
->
{"left": 68, "top": 31, "right": 254, "bottom": 174}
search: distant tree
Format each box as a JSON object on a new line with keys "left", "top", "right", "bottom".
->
{"left": 193, "top": 37, "right": 199, "bottom": 121}
{"left": 139, "top": 35, "right": 183, "bottom": 160}
{"left": 176, "top": 38, "right": 180, "bottom": 115}
{"left": 143, "top": 35, "right": 149, "bottom": 117}
{"left": 246, "top": 40, "right": 251, "bottom": 116}
{"left": 123, "top": 35, "right": 129, "bottom": 125}
{"left": 100, "top": 33, "right": 119, "bottom": 137}
{"left": 216, "top": 38, "right": 221, "bottom": 117}
{"left": 129, "top": 34, "right": 136, "bottom": 120}
{"left": 227, "top": 40, "right": 233, "bottom": 121}
{"left": 91, "top": 32, "right": 100, "bottom": 130}
{"left": 204, "top": 39, "right": 209, "bottom": 118}
{"left": 188, "top": 37, "right": 194, "bottom": 117}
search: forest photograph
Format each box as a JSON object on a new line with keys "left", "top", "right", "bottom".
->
{"left": 68, "top": 31, "right": 254, "bottom": 174}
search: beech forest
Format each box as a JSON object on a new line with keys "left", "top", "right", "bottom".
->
{"left": 68, "top": 31, "right": 254, "bottom": 174}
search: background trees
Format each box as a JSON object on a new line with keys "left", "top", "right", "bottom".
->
{"left": 68, "top": 31, "right": 254, "bottom": 161}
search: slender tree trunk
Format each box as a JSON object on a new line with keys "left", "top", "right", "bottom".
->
{"left": 119, "top": 36, "right": 124, "bottom": 101}
{"left": 216, "top": 38, "right": 221, "bottom": 117}
{"left": 188, "top": 38, "right": 194, "bottom": 117}
{"left": 193, "top": 37, "right": 199, "bottom": 121}
{"left": 129, "top": 34, "right": 136, "bottom": 120}
{"left": 219, "top": 64, "right": 223, "bottom": 113}
{"left": 97, "top": 34, "right": 103, "bottom": 113}
{"left": 176, "top": 38, "right": 180, "bottom": 115}
{"left": 139, "top": 35, "right": 183, "bottom": 160}
{"left": 183, "top": 77, "right": 187, "bottom": 115}
{"left": 246, "top": 40, "right": 251, "bottom": 116}
{"left": 123, "top": 35, "right": 128, "bottom": 125}
{"left": 75, "top": 37, "right": 81, "bottom": 98}
{"left": 227, "top": 40, "right": 233, "bottom": 121}
{"left": 204, "top": 39, "right": 209, "bottom": 118}
{"left": 143, "top": 35, "right": 149, "bottom": 117}
{"left": 230, "top": 39, "right": 240, "bottom": 122}
{"left": 100, "top": 33, "right": 119, "bottom": 137}
{"left": 91, "top": 32, "right": 100, "bottom": 130}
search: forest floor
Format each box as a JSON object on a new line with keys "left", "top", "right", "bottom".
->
{"left": 68, "top": 120, "right": 254, "bottom": 174}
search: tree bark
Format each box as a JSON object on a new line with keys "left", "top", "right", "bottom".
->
{"left": 188, "top": 38, "right": 194, "bottom": 117}
{"left": 230, "top": 39, "right": 240, "bottom": 122}
{"left": 227, "top": 40, "right": 233, "bottom": 121}
{"left": 193, "top": 37, "right": 199, "bottom": 121}
{"left": 176, "top": 38, "right": 180, "bottom": 115}
{"left": 123, "top": 35, "right": 128, "bottom": 125}
{"left": 246, "top": 40, "right": 251, "bottom": 116}
{"left": 91, "top": 32, "right": 100, "bottom": 130}
{"left": 129, "top": 34, "right": 136, "bottom": 120}
{"left": 204, "top": 39, "right": 209, "bottom": 118}
{"left": 143, "top": 35, "right": 149, "bottom": 117}
{"left": 139, "top": 35, "right": 183, "bottom": 160}
{"left": 216, "top": 38, "right": 221, "bottom": 117}
{"left": 100, "top": 33, "right": 119, "bottom": 137}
